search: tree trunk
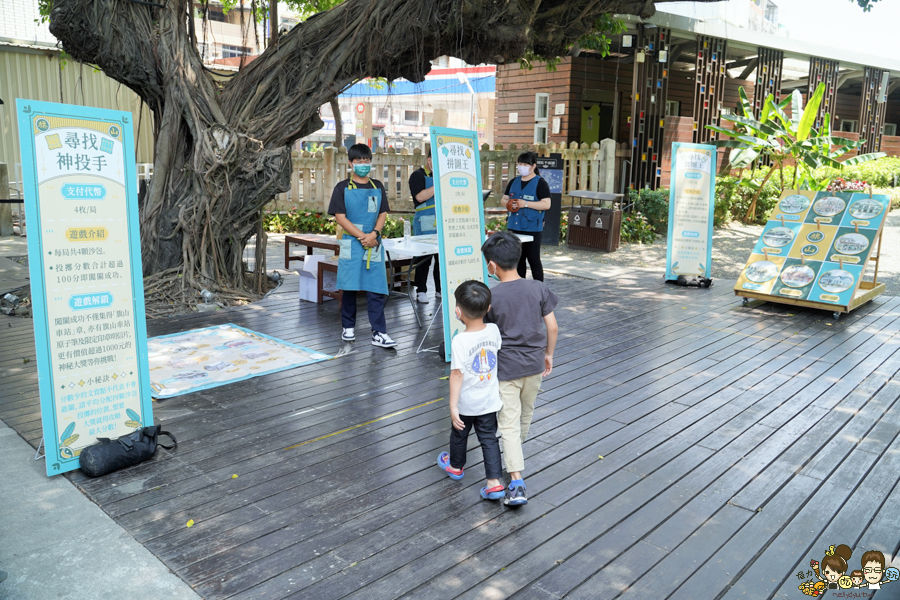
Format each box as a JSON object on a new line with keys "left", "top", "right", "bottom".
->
{"left": 331, "top": 98, "right": 343, "bottom": 149}
{"left": 48, "top": 0, "right": 724, "bottom": 313}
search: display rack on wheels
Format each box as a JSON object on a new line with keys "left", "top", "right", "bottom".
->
{"left": 734, "top": 189, "right": 889, "bottom": 320}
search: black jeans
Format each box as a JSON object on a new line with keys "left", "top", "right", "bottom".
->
{"left": 449, "top": 412, "right": 502, "bottom": 480}
{"left": 509, "top": 229, "right": 544, "bottom": 281}
{"left": 340, "top": 291, "right": 387, "bottom": 333}
{"left": 414, "top": 254, "right": 441, "bottom": 293}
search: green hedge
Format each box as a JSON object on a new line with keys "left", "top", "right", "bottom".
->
{"left": 817, "top": 156, "right": 900, "bottom": 188}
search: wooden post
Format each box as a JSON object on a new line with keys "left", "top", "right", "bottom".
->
{"left": 0, "top": 164, "right": 11, "bottom": 236}
{"left": 315, "top": 150, "right": 326, "bottom": 211}
{"left": 323, "top": 146, "right": 337, "bottom": 211}
{"left": 290, "top": 151, "right": 300, "bottom": 206}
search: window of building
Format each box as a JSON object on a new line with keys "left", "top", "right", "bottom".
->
{"left": 884, "top": 123, "right": 897, "bottom": 136}
{"left": 840, "top": 119, "right": 858, "bottom": 133}
{"left": 404, "top": 110, "right": 419, "bottom": 124}
{"left": 666, "top": 100, "right": 680, "bottom": 117}
{"left": 534, "top": 93, "right": 549, "bottom": 142}
{"left": 377, "top": 108, "right": 389, "bottom": 121}
{"left": 208, "top": 8, "right": 226, "bottom": 22}
{"left": 221, "top": 45, "right": 249, "bottom": 58}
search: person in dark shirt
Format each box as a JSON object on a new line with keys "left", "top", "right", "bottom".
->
{"left": 408, "top": 149, "right": 441, "bottom": 303}
{"left": 327, "top": 143, "right": 397, "bottom": 348}
{"left": 503, "top": 151, "right": 552, "bottom": 281}
{"left": 481, "top": 231, "right": 558, "bottom": 506}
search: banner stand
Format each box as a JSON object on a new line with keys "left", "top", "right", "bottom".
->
{"left": 734, "top": 189, "right": 889, "bottom": 320}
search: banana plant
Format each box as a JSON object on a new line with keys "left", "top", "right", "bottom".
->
{"left": 706, "top": 83, "right": 885, "bottom": 222}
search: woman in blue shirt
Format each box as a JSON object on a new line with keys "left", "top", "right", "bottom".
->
{"left": 503, "top": 151, "right": 552, "bottom": 281}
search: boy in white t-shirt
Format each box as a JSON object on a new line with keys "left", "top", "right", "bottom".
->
{"left": 436, "top": 280, "right": 505, "bottom": 500}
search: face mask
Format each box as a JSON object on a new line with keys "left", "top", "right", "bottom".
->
{"left": 353, "top": 164, "right": 371, "bottom": 177}
{"left": 454, "top": 307, "right": 463, "bottom": 322}
{"left": 517, "top": 165, "right": 531, "bottom": 177}
{"left": 487, "top": 263, "right": 500, "bottom": 282}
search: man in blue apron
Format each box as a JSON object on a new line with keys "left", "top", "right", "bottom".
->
{"left": 408, "top": 149, "right": 441, "bottom": 303}
{"left": 328, "top": 144, "right": 397, "bottom": 348}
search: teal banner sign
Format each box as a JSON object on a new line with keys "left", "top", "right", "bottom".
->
{"left": 429, "top": 127, "right": 488, "bottom": 362}
{"left": 16, "top": 100, "right": 153, "bottom": 476}
{"left": 665, "top": 143, "right": 717, "bottom": 281}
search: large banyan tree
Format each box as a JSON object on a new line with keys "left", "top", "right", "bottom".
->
{"left": 44, "top": 0, "right": 718, "bottom": 311}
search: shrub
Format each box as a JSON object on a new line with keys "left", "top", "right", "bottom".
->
{"left": 620, "top": 211, "right": 656, "bottom": 245}
{"left": 818, "top": 156, "right": 900, "bottom": 188}
{"left": 628, "top": 188, "right": 669, "bottom": 233}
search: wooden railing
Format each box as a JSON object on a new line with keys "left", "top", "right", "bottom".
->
{"left": 269, "top": 139, "right": 618, "bottom": 213}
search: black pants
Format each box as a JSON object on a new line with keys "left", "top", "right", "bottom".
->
{"left": 414, "top": 254, "right": 441, "bottom": 293}
{"left": 449, "top": 412, "right": 502, "bottom": 480}
{"left": 510, "top": 229, "right": 544, "bottom": 281}
{"left": 340, "top": 291, "right": 387, "bottom": 333}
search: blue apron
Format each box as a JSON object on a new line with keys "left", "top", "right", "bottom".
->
{"left": 413, "top": 172, "right": 436, "bottom": 235}
{"left": 507, "top": 176, "right": 544, "bottom": 232}
{"left": 336, "top": 181, "right": 389, "bottom": 295}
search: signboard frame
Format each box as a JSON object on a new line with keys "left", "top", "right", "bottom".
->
{"left": 16, "top": 99, "right": 154, "bottom": 476}
{"left": 536, "top": 155, "right": 563, "bottom": 246}
{"left": 665, "top": 142, "right": 717, "bottom": 281}
{"left": 429, "top": 126, "right": 488, "bottom": 362}
{"left": 734, "top": 189, "right": 888, "bottom": 315}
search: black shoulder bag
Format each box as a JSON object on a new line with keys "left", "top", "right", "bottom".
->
{"left": 79, "top": 425, "right": 176, "bottom": 478}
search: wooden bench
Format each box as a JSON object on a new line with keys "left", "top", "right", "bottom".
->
{"left": 284, "top": 234, "right": 341, "bottom": 270}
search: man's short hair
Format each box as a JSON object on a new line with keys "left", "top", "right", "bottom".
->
{"left": 455, "top": 280, "right": 491, "bottom": 319}
{"left": 481, "top": 231, "right": 521, "bottom": 271}
{"left": 348, "top": 143, "right": 372, "bottom": 162}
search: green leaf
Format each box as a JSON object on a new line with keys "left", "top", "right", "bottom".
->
{"left": 738, "top": 86, "right": 754, "bottom": 118}
{"left": 721, "top": 114, "right": 779, "bottom": 137}
{"left": 769, "top": 97, "right": 793, "bottom": 130}
{"left": 843, "top": 152, "right": 887, "bottom": 166}
{"left": 759, "top": 94, "right": 774, "bottom": 124}
{"left": 790, "top": 90, "right": 803, "bottom": 130}
{"left": 713, "top": 140, "right": 750, "bottom": 148}
{"left": 797, "top": 83, "right": 825, "bottom": 142}
{"left": 731, "top": 148, "right": 760, "bottom": 168}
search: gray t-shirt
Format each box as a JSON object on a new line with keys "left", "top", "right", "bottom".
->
{"left": 485, "top": 279, "right": 559, "bottom": 381}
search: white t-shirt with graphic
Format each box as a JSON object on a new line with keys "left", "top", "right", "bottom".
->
{"left": 450, "top": 324, "right": 502, "bottom": 416}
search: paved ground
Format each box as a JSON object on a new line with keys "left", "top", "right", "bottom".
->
{"left": 0, "top": 418, "right": 200, "bottom": 600}
{"left": 0, "top": 235, "right": 29, "bottom": 296}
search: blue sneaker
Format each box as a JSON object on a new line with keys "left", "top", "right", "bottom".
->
{"left": 504, "top": 481, "right": 528, "bottom": 506}
{"left": 481, "top": 485, "right": 505, "bottom": 500}
{"left": 437, "top": 452, "right": 464, "bottom": 480}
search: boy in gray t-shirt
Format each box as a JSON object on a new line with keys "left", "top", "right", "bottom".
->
{"left": 481, "top": 232, "right": 559, "bottom": 506}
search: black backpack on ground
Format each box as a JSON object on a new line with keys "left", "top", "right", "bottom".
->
{"left": 79, "top": 425, "right": 176, "bottom": 477}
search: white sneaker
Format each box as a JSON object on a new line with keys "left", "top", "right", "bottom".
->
{"left": 417, "top": 292, "right": 429, "bottom": 303}
{"left": 341, "top": 327, "right": 355, "bottom": 342}
{"left": 372, "top": 331, "right": 397, "bottom": 348}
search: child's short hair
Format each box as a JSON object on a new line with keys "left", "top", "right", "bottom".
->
{"left": 455, "top": 280, "right": 491, "bottom": 319}
{"left": 348, "top": 143, "right": 372, "bottom": 162}
{"left": 482, "top": 231, "right": 521, "bottom": 270}
{"left": 851, "top": 570, "right": 864, "bottom": 578}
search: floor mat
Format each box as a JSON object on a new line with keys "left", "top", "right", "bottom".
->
{"left": 147, "top": 323, "right": 331, "bottom": 398}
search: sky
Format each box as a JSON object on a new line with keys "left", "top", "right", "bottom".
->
{"left": 772, "top": 0, "right": 900, "bottom": 55}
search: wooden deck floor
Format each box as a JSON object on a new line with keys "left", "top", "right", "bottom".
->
{"left": 2, "top": 271, "right": 900, "bottom": 600}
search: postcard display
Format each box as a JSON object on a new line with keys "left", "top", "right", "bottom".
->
{"left": 734, "top": 190, "right": 888, "bottom": 318}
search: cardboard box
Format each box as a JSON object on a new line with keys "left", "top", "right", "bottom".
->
{"left": 299, "top": 255, "right": 338, "bottom": 302}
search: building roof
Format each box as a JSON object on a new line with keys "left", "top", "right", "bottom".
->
{"left": 630, "top": 11, "right": 900, "bottom": 76}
